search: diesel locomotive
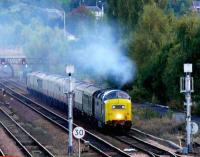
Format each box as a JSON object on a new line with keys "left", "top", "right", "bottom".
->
{"left": 27, "top": 72, "right": 132, "bottom": 129}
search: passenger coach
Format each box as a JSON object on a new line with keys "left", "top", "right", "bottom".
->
{"left": 27, "top": 72, "right": 132, "bottom": 129}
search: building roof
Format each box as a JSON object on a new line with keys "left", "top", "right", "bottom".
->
{"left": 69, "top": 5, "right": 101, "bottom": 15}
{"left": 192, "top": 1, "right": 200, "bottom": 7}
{"left": 85, "top": 6, "right": 101, "bottom": 12}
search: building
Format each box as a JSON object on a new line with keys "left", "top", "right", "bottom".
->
{"left": 85, "top": 6, "right": 104, "bottom": 19}
{"left": 69, "top": 5, "right": 104, "bottom": 20}
{"left": 192, "top": 1, "right": 200, "bottom": 12}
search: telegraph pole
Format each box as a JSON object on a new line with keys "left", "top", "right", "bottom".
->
{"left": 65, "top": 65, "right": 75, "bottom": 155}
{"left": 180, "top": 63, "right": 194, "bottom": 153}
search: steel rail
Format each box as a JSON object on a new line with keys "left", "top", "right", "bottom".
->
{"left": 7, "top": 80, "right": 157, "bottom": 157}
{"left": 7, "top": 79, "right": 179, "bottom": 157}
{"left": 0, "top": 107, "right": 55, "bottom": 157}
{"left": 130, "top": 128, "right": 183, "bottom": 156}
{"left": 0, "top": 121, "right": 33, "bottom": 157}
{"left": 127, "top": 132, "right": 178, "bottom": 157}
{"left": 114, "top": 136, "right": 156, "bottom": 157}
{"left": 0, "top": 148, "right": 5, "bottom": 156}
{"left": 5, "top": 80, "right": 184, "bottom": 157}
{"left": 0, "top": 82, "right": 131, "bottom": 157}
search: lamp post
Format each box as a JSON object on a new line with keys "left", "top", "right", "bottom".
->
{"left": 65, "top": 65, "right": 75, "bottom": 155}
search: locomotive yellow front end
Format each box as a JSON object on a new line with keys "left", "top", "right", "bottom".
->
{"left": 103, "top": 90, "right": 132, "bottom": 130}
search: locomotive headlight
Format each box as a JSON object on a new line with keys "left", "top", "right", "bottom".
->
{"left": 116, "top": 114, "right": 123, "bottom": 120}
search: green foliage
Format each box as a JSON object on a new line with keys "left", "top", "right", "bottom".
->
{"left": 0, "top": 1, "right": 97, "bottom": 75}
{"left": 129, "top": 85, "right": 151, "bottom": 102}
{"left": 1, "top": 0, "right": 200, "bottom": 114}
{"left": 166, "top": 0, "right": 193, "bottom": 15}
{"left": 106, "top": 0, "right": 148, "bottom": 36}
{"left": 132, "top": 4, "right": 170, "bottom": 67}
{"left": 0, "top": 9, "right": 70, "bottom": 73}
{"left": 57, "top": 0, "right": 71, "bottom": 10}
{"left": 193, "top": 102, "right": 200, "bottom": 115}
{"left": 106, "top": 0, "right": 200, "bottom": 115}
{"left": 168, "top": 99, "right": 183, "bottom": 110}
{"left": 21, "top": 19, "right": 69, "bottom": 73}
{"left": 160, "top": 15, "right": 200, "bottom": 108}
{"left": 165, "top": 14, "right": 200, "bottom": 109}
{"left": 67, "top": 6, "right": 95, "bottom": 37}
{"left": 129, "top": 4, "right": 172, "bottom": 103}
{"left": 131, "top": 11, "right": 200, "bottom": 113}
{"left": 58, "top": 0, "right": 70, "bottom": 5}
{"left": 134, "top": 108, "right": 161, "bottom": 120}
{"left": 105, "top": 0, "right": 191, "bottom": 38}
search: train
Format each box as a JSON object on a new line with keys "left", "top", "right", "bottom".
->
{"left": 26, "top": 72, "right": 133, "bottom": 130}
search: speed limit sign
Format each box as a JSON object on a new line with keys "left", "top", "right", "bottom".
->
{"left": 73, "top": 127, "right": 85, "bottom": 139}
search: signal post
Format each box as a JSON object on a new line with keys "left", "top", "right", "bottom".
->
{"left": 180, "top": 63, "right": 198, "bottom": 154}
{"left": 65, "top": 65, "right": 75, "bottom": 156}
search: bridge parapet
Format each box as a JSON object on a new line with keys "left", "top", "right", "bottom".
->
{"left": 0, "top": 57, "right": 44, "bottom": 65}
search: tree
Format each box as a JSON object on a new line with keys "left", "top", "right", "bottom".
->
{"left": 166, "top": 0, "right": 192, "bottom": 15}
{"left": 106, "top": 0, "right": 149, "bottom": 36}
{"left": 132, "top": 4, "right": 170, "bottom": 68}
{"left": 129, "top": 3, "right": 173, "bottom": 103}
{"left": 163, "top": 14, "right": 200, "bottom": 110}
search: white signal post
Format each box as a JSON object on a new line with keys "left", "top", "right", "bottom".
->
{"left": 180, "top": 63, "right": 196, "bottom": 154}
{"left": 73, "top": 127, "right": 85, "bottom": 157}
{"left": 66, "top": 65, "right": 75, "bottom": 156}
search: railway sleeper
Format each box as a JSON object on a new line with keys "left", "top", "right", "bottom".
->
{"left": 10, "top": 129, "right": 21, "bottom": 134}
{"left": 29, "top": 149, "right": 44, "bottom": 157}
{"left": 26, "top": 145, "right": 41, "bottom": 150}
{"left": 21, "top": 140, "right": 35, "bottom": 145}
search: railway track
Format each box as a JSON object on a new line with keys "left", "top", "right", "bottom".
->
{"left": 130, "top": 128, "right": 185, "bottom": 150}
{"left": 130, "top": 129, "right": 180, "bottom": 156}
{"left": 0, "top": 148, "right": 5, "bottom": 156}
{"left": 0, "top": 107, "right": 55, "bottom": 157}
{"left": 4, "top": 79, "right": 184, "bottom": 157}
{"left": 113, "top": 131, "right": 181, "bottom": 157}
{"left": 0, "top": 81, "right": 131, "bottom": 157}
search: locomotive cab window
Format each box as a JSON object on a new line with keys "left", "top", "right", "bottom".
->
{"left": 103, "top": 90, "right": 130, "bottom": 101}
{"left": 117, "top": 91, "right": 130, "bottom": 99}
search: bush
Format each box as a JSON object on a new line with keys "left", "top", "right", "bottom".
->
{"left": 133, "top": 108, "right": 161, "bottom": 120}
{"left": 129, "top": 86, "right": 151, "bottom": 102}
{"left": 193, "top": 101, "right": 200, "bottom": 115}
{"left": 133, "top": 110, "right": 185, "bottom": 141}
{"left": 168, "top": 100, "right": 183, "bottom": 111}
